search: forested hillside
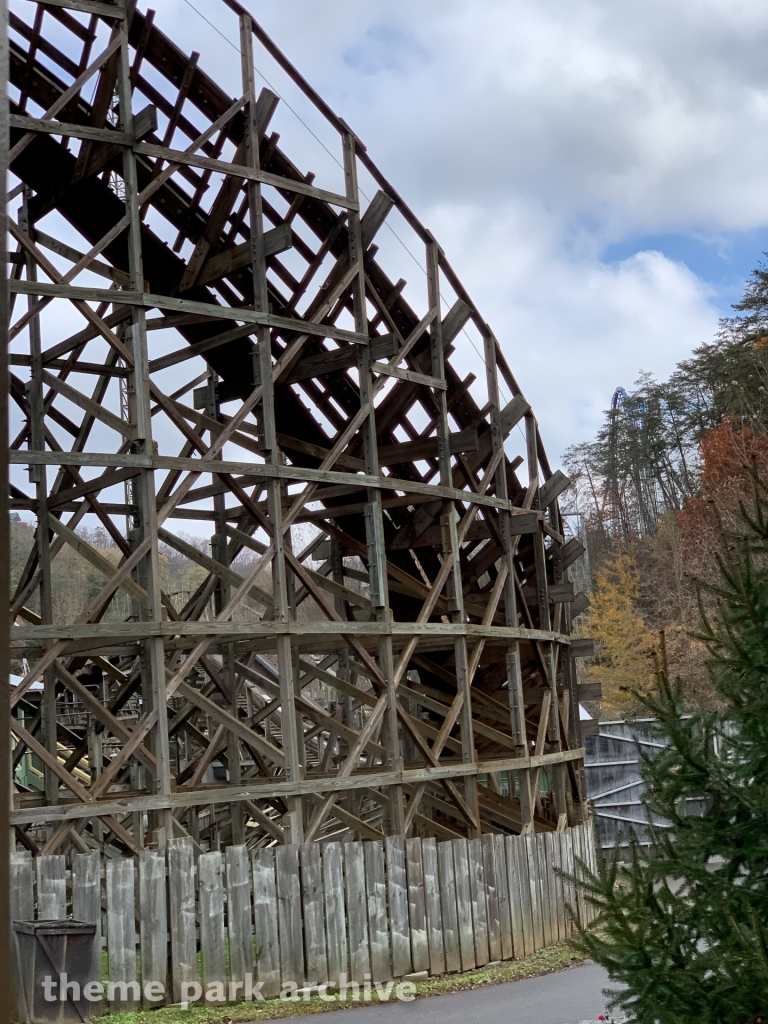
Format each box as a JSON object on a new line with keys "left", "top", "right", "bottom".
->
{"left": 566, "top": 260, "right": 768, "bottom": 715}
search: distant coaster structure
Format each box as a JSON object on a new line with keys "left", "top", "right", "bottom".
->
{"left": 2, "top": 0, "right": 591, "bottom": 855}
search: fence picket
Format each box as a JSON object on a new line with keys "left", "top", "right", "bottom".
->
{"left": 276, "top": 843, "right": 304, "bottom": 986}
{"left": 364, "top": 840, "right": 391, "bottom": 982}
{"left": 252, "top": 849, "right": 281, "bottom": 997}
{"left": 550, "top": 832, "right": 564, "bottom": 942}
{"left": 226, "top": 845, "right": 254, "bottom": 993}
{"left": 517, "top": 835, "right": 535, "bottom": 955}
{"left": 139, "top": 850, "right": 168, "bottom": 1008}
{"left": 322, "top": 842, "right": 347, "bottom": 987}
{"left": 560, "top": 830, "right": 576, "bottom": 937}
{"left": 572, "top": 823, "right": 587, "bottom": 926}
{"left": 586, "top": 819, "right": 599, "bottom": 923}
{"left": 482, "top": 836, "right": 501, "bottom": 963}
{"left": 11, "top": 851, "right": 34, "bottom": 923}
{"left": 405, "top": 837, "right": 429, "bottom": 973}
{"left": 466, "top": 838, "right": 487, "bottom": 966}
{"left": 537, "top": 833, "right": 554, "bottom": 947}
{"left": 106, "top": 858, "right": 137, "bottom": 1011}
{"left": 549, "top": 832, "right": 566, "bottom": 942}
{"left": 385, "top": 836, "right": 411, "bottom": 978}
{"left": 493, "top": 833, "right": 513, "bottom": 960}
{"left": 452, "top": 839, "right": 476, "bottom": 971}
{"left": 73, "top": 851, "right": 102, "bottom": 1008}
{"left": 300, "top": 844, "right": 328, "bottom": 986}
{"left": 437, "top": 840, "right": 461, "bottom": 972}
{"left": 199, "top": 852, "right": 226, "bottom": 999}
{"left": 505, "top": 836, "right": 526, "bottom": 958}
{"left": 168, "top": 838, "right": 197, "bottom": 1004}
{"left": 524, "top": 834, "right": 544, "bottom": 950}
{"left": 344, "top": 841, "right": 370, "bottom": 983}
{"left": 36, "top": 855, "right": 66, "bottom": 920}
{"left": 421, "top": 838, "right": 445, "bottom": 975}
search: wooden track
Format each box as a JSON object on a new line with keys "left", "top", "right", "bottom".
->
{"left": 3, "top": 0, "right": 590, "bottom": 855}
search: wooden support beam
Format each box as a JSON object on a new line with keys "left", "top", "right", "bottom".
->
{"left": 4, "top": 0, "right": 589, "bottom": 851}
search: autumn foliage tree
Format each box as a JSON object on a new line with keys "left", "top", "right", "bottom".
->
{"left": 584, "top": 552, "right": 655, "bottom": 715}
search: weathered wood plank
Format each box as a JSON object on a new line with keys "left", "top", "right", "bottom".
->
{"left": 466, "top": 838, "right": 488, "bottom": 966}
{"left": 385, "top": 836, "right": 411, "bottom": 978}
{"left": 536, "top": 833, "right": 554, "bottom": 948}
{"left": 18, "top": 0, "right": 125, "bottom": 18}
{"left": 300, "top": 844, "right": 329, "bottom": 985}
{"left": 586, "top": 819, "right": 599, "bottom": 924}
{"left": 532, "top": 833, "right": 548, "bottom": 948}
{"left": 344, "top": 842, "right": 370, "bottom": 983}
{"left": 405, "top": 837, "right": 428, "bottom": 974}
{"left": 548, "top": 831, "right": 565, "bottom": 942}
{"left": 72, "top": 850, "right": 100, "bottom": 927}
{"left": 492, "top": 833, "right": 513, "bottom": 961}
{"left": 106, "top": 858, "right": 137, "bottom": 1011}
{"left": 252, "top": 849, "right": 281, "bottom": 998}
{"left": 571, "top": 825, "right": 583, "bottom": 924}
{"left": 168, "top": 838, "right": 198, "bottom": 1004}
{"left": 560, "top": 830, "right": 576, "bottom": 938}
{"left": 437, "top": 840, "right": 461, "bottom": 973}
{"left": 571, "top": 823, "right": 585, "bottom": 926}
{"left": 505, "top": 836, "right": 526, "bottom": 959}
{"left": 524, "top": 834, "right": 544, "bottom": 951}
{"left": 36, "top": 855, "right": 66, "bottom": 920}
{"left": 199, "top": 852, "right": 226, "bottom": 999}
{"left": 73, "top": 851, "right": 102, "bottom": 1007}
{"left": 551, "top": 832, "right": 565, "bottom": 942}
{"left": 421, "top": 838, "right": 445, "bottom": 975}
{"left": 322, "top": 842, "right": 347, "bottom": 987}
{"left": 518, "top": 834, "right": 536, "bottom": 957}
{"left": 453, "top": 839, "right": 476, "bottom": 971}
{"left": 226, "top": 845, "right": 254, "bottom": 993}
{"left": 364, "top": 841, "right": 391, "bottom": 983}
{"left": 276, "top": 844, "right": 304, "bottom": 986}
{"left": 11, "top": 851, "right": 34, "bottom": 922}
{"left": 139, "top": 851, "right": 168, "bottom": 1008}
{"left": 481, "top": 834, "right": 502, "bottom": 962}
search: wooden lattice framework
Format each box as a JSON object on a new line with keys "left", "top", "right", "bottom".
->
{"left": 3, "top": 0, "right": 591, "bottom": 856}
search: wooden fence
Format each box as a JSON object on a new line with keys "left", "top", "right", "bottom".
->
{"left": 11, "top": 821, "right": 597, "bottom": 1012}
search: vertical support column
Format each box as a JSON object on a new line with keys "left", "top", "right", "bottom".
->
{"left": 343, "top": 130, "right": 404, "bottom": 834}
{"left": 482, "top": 332, "right": 534, "bottom": 830}
{"left": 427, "top": 239, "right": 479, "bottom": 838}
{"left": 0, "top": 2, "right": 13, "bottom": 1017}
{"left": 116, "top": 3, "right": 173, "bottom": 841}
{"left": 21, "top": 191, "right": 57, "bottom": 814}
{"left": 330, "top": 538, "right": 352, "bottom": 768}
{"left": 544, "top": 490, "right": 569, "bottom": 820}
{"left": 240, "top": 16, "right": 303, "bottom": 841}
{"left": 206, "top": 371, "right": 243, "bottom": 844}
{"left": 526, "top": 415, "right": 565, "bottom": 823}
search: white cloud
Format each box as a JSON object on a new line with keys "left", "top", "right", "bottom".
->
{"left": 426, "top": 200, "right": 717, "bottom": 458}
{"left": 140, "top": 0, "right": 768, "bottom": 458}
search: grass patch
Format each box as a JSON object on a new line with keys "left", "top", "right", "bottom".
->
{"left": 98, "top": 942, "right": 588, "bottom": 1024}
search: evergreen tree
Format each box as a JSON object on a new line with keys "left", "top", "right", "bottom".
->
{"left": 573, "top": 494, "right": 768, "bottom": 1024}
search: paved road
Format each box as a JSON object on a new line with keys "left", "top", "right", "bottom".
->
{"left": 284, "top": 963, "right": 623, "bottom": 1024}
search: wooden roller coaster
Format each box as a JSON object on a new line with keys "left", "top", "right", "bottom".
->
{"left": 2, "top": 0, "right": 591, "bottom": 857}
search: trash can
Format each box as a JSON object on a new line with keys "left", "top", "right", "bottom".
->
{"left": 12, "top": 920, "right": 98, "bottom": 1024}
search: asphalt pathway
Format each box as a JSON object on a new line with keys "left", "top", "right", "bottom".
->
{"left": 282, "top": 963, "right": 624, "bottom": 1024}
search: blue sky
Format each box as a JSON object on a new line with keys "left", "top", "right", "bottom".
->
{"left": 151, "top": 0, "right": 768, "bottom": 461}
{"left": 602, "top": 230, "right": 765, "bottom": 317}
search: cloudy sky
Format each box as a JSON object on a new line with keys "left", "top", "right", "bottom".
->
{"left": 161, "top": 0, "right": 768, "bottom": 465}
